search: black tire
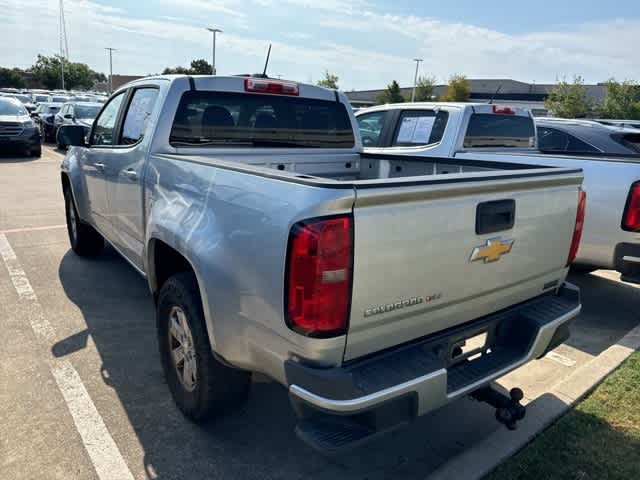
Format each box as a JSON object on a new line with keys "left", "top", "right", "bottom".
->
{"left": 157, "top": 272, "right": 251, "bottom": 422}
{"left": 64, "top": 188, "right": 104, "bottom": 256}
{"left": 31, "top": 145, "right": 42, "bottom": 157}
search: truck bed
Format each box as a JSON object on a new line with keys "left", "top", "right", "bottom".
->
{"left": 165, "top": 151, "right": 579, "bottom": 185}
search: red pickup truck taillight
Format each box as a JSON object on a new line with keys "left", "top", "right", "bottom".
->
{"left": 285, "top": 215, "right": 352, "bottom": 337}
{"left": 567, "top": 189, "right": 587, "bottom": 265}
{"left": 622, "top": 182, "right": 640, "bottom": 232}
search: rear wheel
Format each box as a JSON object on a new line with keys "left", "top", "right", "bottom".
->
{"left": 157, "top": 272, "right": 251, "bottom": 422}
{"left": 64, "top": 188, "right": 104, "bottom": 256}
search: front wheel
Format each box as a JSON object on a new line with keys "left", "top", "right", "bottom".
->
{"left": 157, "top": 272, "right": 251, "bottom": 422}
{"left": 64, "top": 188, "right": 104, "bottom": 256}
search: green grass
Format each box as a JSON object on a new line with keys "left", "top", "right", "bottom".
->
{"left": 485, "top": 351, "right": 640, "bottom": 480}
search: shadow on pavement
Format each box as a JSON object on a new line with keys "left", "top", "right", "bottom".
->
{"left": 55, "top": 246, "right": 514, "bottom": 480}
{"left": 565, "top": 271, "right": 640, "bottom": 356}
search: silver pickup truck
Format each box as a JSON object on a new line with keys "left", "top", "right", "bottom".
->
{"left": 356, "top": 103, "right": 640, "bottom": 283}
{"left": 59, "top": 76, "right": 583, "bottom": 452}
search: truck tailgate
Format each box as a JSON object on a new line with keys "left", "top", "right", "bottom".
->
{"left": 344, "top": 170, "right": 583, "bottom": 361}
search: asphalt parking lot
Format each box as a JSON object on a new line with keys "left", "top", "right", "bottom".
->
{"left": 1, "top": 145, "right": 639, "bottom": 480}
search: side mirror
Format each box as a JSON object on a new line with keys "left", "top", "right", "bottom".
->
{"left": 64, "top": 113, "right": 73, "bottom": 119}
{"left": 58, "top": 125, "right": 87, "bottom": 147}
{"left": 30, "top": 112, "right": 38, "bottom": 118}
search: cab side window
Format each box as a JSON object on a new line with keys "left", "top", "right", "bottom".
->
{"left": 119, "top": 88, "right": 160, "bottom": 145}
{"left": 91, "top": 92, "right": 126, "bottom": 146}
{"left": 393, "top": 110, "right": 449, "bottom": 147}
{"left": 357, "top": 111, "right": 387, "bottom": 147}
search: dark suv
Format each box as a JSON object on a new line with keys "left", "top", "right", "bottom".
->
{"left": 0, "top": 97, "right": 41, "bottom": 157}
{"left": 33, "top": 102, "right": 63, "bottom": 142}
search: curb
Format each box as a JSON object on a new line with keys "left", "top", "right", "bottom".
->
{"left": 426, "top": 323, "right": 640, "bottom": 480}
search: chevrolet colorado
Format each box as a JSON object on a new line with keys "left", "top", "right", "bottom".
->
{"left": 59, "top": 76, "right": 583, "bottom": 451}
{"left": 356, "top": 103, "right": 640, "bottom": 283}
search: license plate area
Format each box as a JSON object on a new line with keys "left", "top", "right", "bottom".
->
{"left": 448, "top": 327, "right": 494, "bottom": 366}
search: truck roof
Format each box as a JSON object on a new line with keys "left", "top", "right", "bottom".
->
{"left": 356, "top": 102, "right": 532, "bottom": 117}
{"left": 119, "top": 74, "right": 339, "bottom": 102}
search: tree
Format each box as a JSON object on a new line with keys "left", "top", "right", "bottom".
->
{"left": 190, "top": 58, "right": 213, "bottom": 75}
{"left": 162, "top": 66, "right": 191, "bottom": 75}
{"left": 544, "top": 76, "right": 590, "bottom": 118}
{"left": 317, "top": 70, "right": 339, "bottom": 89}
{"left": 162, "top": 58, "right": 213, "bottom": 75}
{"left": 442, "top": 74, "right": 470, "bottom": 102}
{"left": 0, "top": 67, "right": 26, "bottom": 89}
{"left": 30, "top": 54, "right": 103, "bottom": 90}
{"left": 599, "top": 79, "right": 640, "bottom": 120}
{"left": 414, "top": 75, "right": 436, "bottom": 101}
{"left": 376, "top": 80, "right": 405, "bottom": 104}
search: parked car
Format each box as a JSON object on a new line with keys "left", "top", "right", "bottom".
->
{"left": 31, "top": 93, "right": 51, "bottom": 104}
{"left": 536, "top": 118, "right": 640, "bottom": 155}
{"left": 32, "top": 102, "right": 63, "bottom": 142}
{"left": 355, "top": 103, "right": 640, "bottom": 283}
{"left": 0, "top": 96, "right": 41, "bottom": 157}
{"left": 593, "top": 119, "right": 640, "bottom": 130}
{"left": 59, "top": 75, "right": 584, "bottom": 451}
{"left": 49, "top": 94, "right": 71, "bottom": 104}
{"left": 54, "top": 102, "right": 103, "bottom": 149}
{"left": 1, "top": 93, "right": 37, "bottom": 113}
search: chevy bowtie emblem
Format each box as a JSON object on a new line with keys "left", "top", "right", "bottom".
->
{"left": 470, "top": 237, "right": 515, "bottom": 263}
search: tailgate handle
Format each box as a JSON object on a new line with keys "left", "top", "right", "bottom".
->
{"left": 476, "top": 199, "right": 515, "bottom": 235}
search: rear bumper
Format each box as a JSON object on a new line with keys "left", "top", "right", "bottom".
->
{"left": 287, "top": 283, "right": 580, "bottom": 450}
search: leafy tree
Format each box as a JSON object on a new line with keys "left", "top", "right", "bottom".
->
{"left": 414, "top": 75, "right": 437, "bottom": 101}
{"left": 162, "top": 66, "right": 191, "bottom": 75}
{"left": 317, "top": 70, "right": 339, "bottom": 89}
{"left": 442, "top": 74, "right": 470, "bottom": 102}
{"left": 544, "top": 76, "right": 590, "bottom": 118}
{"left": 599, "top": 79, "right": 640, "bottom": 120}
{"left": 189, "top": 58, "right": 213, "bottom": 75}
{"left": 162, "top": 58, "right": 213, "bottom": 75}
{"left": 30, "top": 54, "right": 103, "bottom": 90}
{"left": 0, "top": 67, "right": 26, "bottom": 88}
{"left": 376, "top": 80, "right": 405, "bottom": 104}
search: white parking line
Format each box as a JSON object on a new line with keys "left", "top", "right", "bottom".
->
{"left": 0, "top": 233, "right": 134, "bottom": 480}
{"left": 0, "top": 224, "right": 66, "bottom": 234}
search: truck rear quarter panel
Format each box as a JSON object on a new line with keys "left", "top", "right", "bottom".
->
{"left": 144, "top": 154, "right": 356, "bottom": 384}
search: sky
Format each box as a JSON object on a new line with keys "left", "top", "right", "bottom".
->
{"left": 1, "top": 0, "right": 639, "bottom": 90}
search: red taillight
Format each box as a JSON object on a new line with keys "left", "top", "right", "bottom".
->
{"left": 622, "top": 182, "right": 640, "bottom": 232}
{"left": 244, "top": 78, "right": 299, "bottom": 96}
{"left": 285, "top": 216, "right": 352, "bottom": 337}
{"left": 567, "top": 189, "right": 587, "bottom": 265}
{"left": 492, "top": 105, "right": 515, "bottom": 115}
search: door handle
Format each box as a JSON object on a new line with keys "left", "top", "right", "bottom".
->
{"left": 124, "top": 169, "right": 138, "bottom": 181}
{"left": 94, "top": 162, "right": 105, "bottom": 171}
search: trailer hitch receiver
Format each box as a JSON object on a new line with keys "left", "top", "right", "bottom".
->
{"left": 471, "top": 386, "right": 526, "bottom": 430}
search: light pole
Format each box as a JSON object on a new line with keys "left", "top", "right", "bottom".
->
{"left": 411, "top": 58, "right": 423, "bottom": 102}
{"left": 206, "top": 28, "right": 223, "bottom": 75}
{"left": 105, "top": 47, "right": 116, "bottom": 94}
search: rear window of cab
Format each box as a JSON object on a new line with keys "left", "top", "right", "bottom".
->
{"left": 464, "top": 114, "right": 536, "bottom": 148}
{"left": 170, "top": 91, "right": 355, "bottom": 148}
